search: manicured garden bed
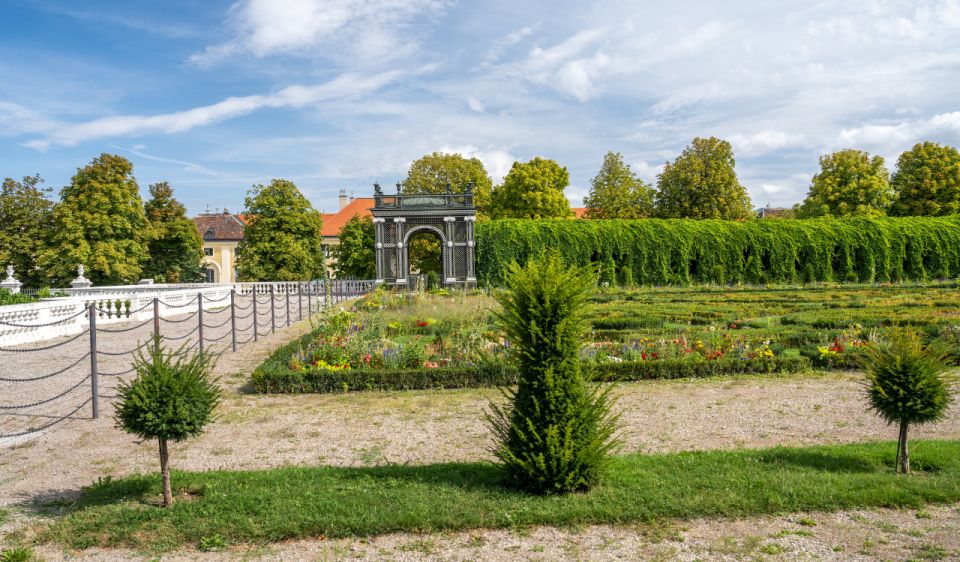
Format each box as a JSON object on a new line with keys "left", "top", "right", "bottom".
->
{"left": 252, "top": 283, "right": 960, "bottom": 393}
{"left": 42, "top": 440, "right": 960, "bottom": 551}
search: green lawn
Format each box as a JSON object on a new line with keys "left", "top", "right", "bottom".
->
{"left": 42, "top": 440, "right": 960, "bottom": 551}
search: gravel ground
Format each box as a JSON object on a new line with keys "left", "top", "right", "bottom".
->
{"left": 2, "top": 302, "right": 960, "bottom": 560}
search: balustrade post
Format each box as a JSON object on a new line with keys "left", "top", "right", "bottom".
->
{"left": 230, "top": 289, "right": 237, "bottom": 352}
{"left": 153, "top": 297, "right": 160, "bottom": 339}
{"left": 88, "top": 303, "right": 99, "bottom": 419}
{"left": 197, "top": 293, "right": 204, "bottom": 354}
{"left": 298, "top": 283, "right": 303, "bottom": 321}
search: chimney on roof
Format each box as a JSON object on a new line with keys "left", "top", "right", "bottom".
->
{"left": 338, "top": 189, "right": 348, "bottom": 210}
{"left": 223, "top": 208, "right": 230, "bottom": 214}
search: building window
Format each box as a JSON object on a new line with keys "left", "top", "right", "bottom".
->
{"left": 204, "top": 247, "right": 214, "bottom": 256}
{"left": 205, "top": 269, "right": 215, "bottom": 283}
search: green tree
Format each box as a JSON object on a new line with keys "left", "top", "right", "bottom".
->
{"left": 115, "top": 339, "right": 220, "bottom": 507}
{"left": 331, "top": 215, "right": 376, "bottom": 279}
{"left": 863, "top": 331, "right": 955, "bottom": 474}
{"left": 654, "top": 137, "right": 753, "bottom": 220}
{"left": 0, "top": 175, "right": 54, "bottom": 287}
{"left": 38, "top": 153, "right": 148, "bottom": 286}
{"left": 403, "top": 151, "right": 493, "bottom": 213}
{"left": 797, "top": 149, "right": 892, "bottom": 218}
{"left": 890, "top": 142, "right": 960, "bottom": 217}
{"left": 584, "top": 152, "right": 655, "bottom": 219}
{"left": 489, "top": 157, "right": 573, "bottom": 219}
{"left": 142, "top": 182, "right": 205, "bottom": 283}
{"left": 487, "top": 253, "right": 619, "bottom": 494}
{"left": 236, "top": 179, "right": 325, "bottom": 281}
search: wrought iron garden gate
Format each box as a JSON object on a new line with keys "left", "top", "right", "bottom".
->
{"left": 371, "top": 182, "right": 477, "bottom": 289}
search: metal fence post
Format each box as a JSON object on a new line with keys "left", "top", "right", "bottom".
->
{"left": 285, "top": 285, "right": 291, "bottom": 327}
{"left": 197, "top": 293, "right": 204, "bottom": 354}
{"left": 270, "top": 285, "right": 276, "bottom": 334}
{"left": 88, "top": 303, "right": 99, "bottom": 419}
{"left": 306, "top": 282, "right": 312, "bottom": 316}
{"left": 230, "top": 289, "right": 237, "bottom": 352}
{"left": 252, "top": 288, "right": 259, "bottom": 342}
{"left": 298, "top": 283, "right": 303, "bottom": 321}
{"left": 153, "top": 297, "right": 160, "bottom": 339}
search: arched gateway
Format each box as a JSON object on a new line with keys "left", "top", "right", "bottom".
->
{"left": 372, "top": 182, "right": 477, "bottom": 289}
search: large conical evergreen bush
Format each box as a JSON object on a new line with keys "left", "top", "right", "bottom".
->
{"left": 488, "top": 253, "right": 619, "bottom": 494}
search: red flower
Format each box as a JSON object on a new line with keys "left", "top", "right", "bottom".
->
{"left": 416, "top": 320, "right": 429, "bottom": 327}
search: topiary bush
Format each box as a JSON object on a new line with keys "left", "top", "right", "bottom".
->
{"left": 487, "top": 253, "right": 620, "bottom": 494}
{"left": 863, "top": 331, "right": 956, "bottom": 474}
{"left": 115, "top": 338, "right": 220, "bottom": 506}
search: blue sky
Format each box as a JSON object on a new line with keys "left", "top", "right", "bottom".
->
{"left": 2, "top": 0, "right": 960, "bottom": 216}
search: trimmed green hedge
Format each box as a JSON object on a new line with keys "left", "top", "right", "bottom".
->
{"left": 252, "top": 355, "right": 811, "bottom": 393}
{"left": 475, "top": 216, "right": 960, "bottom": 286}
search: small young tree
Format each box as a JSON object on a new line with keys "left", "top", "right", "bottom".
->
{"left": 331, "top": 215, "right": 376, "bottom": 279}
{"left": 487, "top": 253, "right": 619, "bottom": 494}
{"left": 115, "top": 339, "right": 220, "bottom": 506}
{"left": 863, "top": 332, "right": 955, "bottom": 474}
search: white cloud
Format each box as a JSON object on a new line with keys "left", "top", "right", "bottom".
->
{"left": 23, "top": 71, "right": 404, "bottom": 150}
{"left": 729, "top": 131, "right": 808, "bottom": 156}
{"left": 467, "top": 97, "right": 485, "bottom": 112}
{"left": 191, "top": 0, "right": 447, "bottom": 67}
{"left": 437, "top": 144, "right": 516, "bottom": 183}
{"left": 833, "top": 111, "right": 960, "bottom": 154}
{"left": 483, "top": 25, "right": 536, "bottom": 63}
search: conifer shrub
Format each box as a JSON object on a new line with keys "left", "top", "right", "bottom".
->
{"left": 487, "top": 253, "right": 620, "bottom": 494}
{"left": 115, "top": 338, "right": 220, "bottom": 506}
{"left": 863, "top": 331, "right": 956, "bottom": 474}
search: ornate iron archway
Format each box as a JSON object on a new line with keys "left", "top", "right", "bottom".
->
{"left": 372, "top": 182, "right": 477, "bottom": 289}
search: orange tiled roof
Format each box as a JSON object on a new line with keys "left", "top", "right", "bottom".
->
{"left": 322, "top": 197, "right": 375, "bottom": 237}
{"left": 572, "top": 207, "right": 587, "bottom": 218}
{"left": 193, "top": 212, "right": 246, "bottom": 241}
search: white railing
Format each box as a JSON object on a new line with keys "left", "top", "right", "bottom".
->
{"left": 0, "top": 281, "right": 374, "bottom": 347}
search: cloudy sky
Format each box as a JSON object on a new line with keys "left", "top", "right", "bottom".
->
{"left": 2, "top": 0, "right": 960, "bottom": 215}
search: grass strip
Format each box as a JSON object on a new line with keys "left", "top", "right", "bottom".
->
{"left": 42, "top": 440, "right": 960, "bottom": 551}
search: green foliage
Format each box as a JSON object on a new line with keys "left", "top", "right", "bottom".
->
{"left": 488, "top": 253, "right": 619, "bottom": 494}
{"left": 0, "top": 288, "right": 36, "bottom": 305}
{"left": 474, "top": 216, "right": 960, "bottom": 286}
{"left": 403, "top": 151, "right": 493, "bottom": 215}
{"left": 38, "top": 153, "right": 149, "bottom": 286}
{"left": 864, "top": 332, "right": 955, "bottom": 428}
{"left": 489, "top": 157, "right": 573, "bottom": 219}
{"left": 798, "top": 149, "right": 892, "bottom": 218}
{"left": 890, "top": 142, "right": 960, "bottom": 217}
{"left": 142, "top": 182, "right": 205, "bottom": 283}
{"left": 115, "top": 339, "right": 220, "bottom": 443}
{"left": 0, "top": 174, "right": 54, "bottom": 288}
{"left": 44, "top": 441, "right": 960, "bottom": 550}
{"left": 584, "top": 152, "right": 655, "bottom": 219}
{"left": 654, "top": 137, "right": 753, "bottom": 220}
{"left": 0, "top": 547, "right": 36, "bottom": 562}
{"left": 408, "top": 231, "right": 442, "bottom": 276}
{"left": 236, "top": 179, "right": 325, "bottom": 281}
{"left": 863, "top": 331, "right": 955, "bottom": 472}
{"left": 332, "top": 215, "right": 376, "bottom": 279}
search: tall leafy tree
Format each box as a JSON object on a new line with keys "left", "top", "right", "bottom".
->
{"left": 654, "top": 137, "right": 753, "bottom": 220}
{"left": 890, "top": 142, "right": 960, "bottom": 217}
{"left": 584, "top": 152, "right": 655, "bottom": 219}
{"left": 331, "top": 215, "right": 376, "bottom": 279}
{"left": 0, "top": 175, "right": 54, "bottom": 287}
{"left": 489, "top": 157, "right": 573, "bottom": 219}
{"left": 403, "top": 151, "right": 493, "bottom": 213}
{"left": 38, "top": 153, "right": 149, "bottom": 286}
{"left": 141, "top": 182, "right": 205, "bottom": 283}
{"left": 797, "top": 149, "right": 892, "bottom": 218}
{"left": 236, "top": 179, "right": 325, "bottom": 281}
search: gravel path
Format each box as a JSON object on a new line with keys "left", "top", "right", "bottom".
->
{"left": 3, "top": 313, "right": 960, "bottom": 560}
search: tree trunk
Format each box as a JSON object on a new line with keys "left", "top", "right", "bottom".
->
{"left": 898, "top": 420, "right": 910, "bottom": 475}
{"left": 159, "top": 437, "right": 173, "bottom": 507}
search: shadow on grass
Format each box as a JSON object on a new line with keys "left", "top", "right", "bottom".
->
{"left": 334, "top": 461, "right": 511, "bottom": 494}
{"left": 756, "top": 448, "right": 881, "bottom": 473}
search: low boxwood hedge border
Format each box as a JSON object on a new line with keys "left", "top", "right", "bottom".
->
{"left": 251, "top": 353, "right": 811, "bottom": 394}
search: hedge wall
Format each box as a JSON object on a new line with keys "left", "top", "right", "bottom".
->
{"left": 252, "top": 356, "right": 810, "bottom": 394}
{"left": 474, "top": 216, "right": 960, "bottom": 286}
